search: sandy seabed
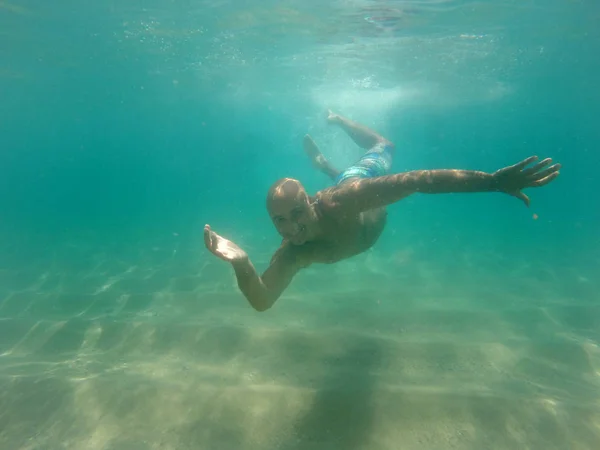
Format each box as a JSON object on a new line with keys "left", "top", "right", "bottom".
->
{"left": 0, "top": 240, "right": 599, "bottom": 450}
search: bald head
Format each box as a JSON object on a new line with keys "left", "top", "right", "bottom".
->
{"left": 266, "top": 178, "right": 307, "bottom": 212}
{"left": 266, "top": 178, "right": 317, "bottom": 245}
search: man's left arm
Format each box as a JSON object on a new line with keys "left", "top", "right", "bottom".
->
{"left": 325, "top": 156, "right": 560, "bottom": 212}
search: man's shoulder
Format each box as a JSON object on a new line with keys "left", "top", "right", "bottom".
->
{"left": 314, "top": 185, "right": 339, "bottom": 199}
{"left": 313, "top": 186, "right": 345, "bottom": 213}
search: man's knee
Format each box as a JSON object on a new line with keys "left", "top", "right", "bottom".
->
{"left": 381, "top": 138, "right": 395, "bottom": 149}
{"left": 373, "top": 139, "right": 394, "bottom": 153}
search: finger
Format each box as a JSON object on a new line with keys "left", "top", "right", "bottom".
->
{"left": 203, "top": 225, "right": 211, "bottom": 248}
{"left": 522, "top": 158, "right": 552, "bottom": 176}
{"left": 204, "top": 225, "right": 210, "bottom": 248}
{"left": 495, "top": 156, "right": 537, "bottom": 177}
{"left": 509, "top": 156, "right": 539, "bottom": 172}
{"left": 528, "top": 163, "right": 561, "bottom": 181}
{"left": 511, "top": 191, "right": 530, "bottom": 207}
{"left": 529, "top": 171, "right": 559, "bottom": 188}
{"left": 204, "top": 225, "right": 218, "bottom": 254}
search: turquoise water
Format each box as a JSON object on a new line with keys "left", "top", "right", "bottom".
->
{"left": 1, "top": 1, "right": 599, "bottom": 449}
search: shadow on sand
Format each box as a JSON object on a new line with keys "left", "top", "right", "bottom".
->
{"left": 280, "top": 335, "right": 382, "bottom": 450}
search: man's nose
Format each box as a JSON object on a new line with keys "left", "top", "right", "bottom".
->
{"left": 282, "top": 222, "right": 300, "bottom": 234}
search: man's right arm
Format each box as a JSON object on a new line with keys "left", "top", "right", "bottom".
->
{"left": 231, "top": 244, "right": 302, "bottom": 312}
{"left": 321, "top": 156, "right": 560, "bottom": 212}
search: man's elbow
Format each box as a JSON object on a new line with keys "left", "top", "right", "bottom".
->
{"left": 249, "top": 296, "right": 275, "bottom": 312}
{"left": 252, "top": 303, "right": 271, "bottom": 312}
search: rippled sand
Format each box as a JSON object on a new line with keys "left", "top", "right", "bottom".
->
{"left": 1, "top": 238, "right": 599, "bottom": 450}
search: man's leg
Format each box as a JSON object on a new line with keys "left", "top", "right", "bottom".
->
{"left": 303, "top": 134, "right": 340, "bottom": 182}
{"left": 327, "top": 109, "right": 394, "bottom": 151}
{"left": 303, "top": 111, "right": 394, "bottom": 183}
{"left": 328, "top": 110, "right": 395, "bottom": 185}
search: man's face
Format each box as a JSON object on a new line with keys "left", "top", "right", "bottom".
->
{"left": 267, "top": 184, "right": 316, "bottom": 245}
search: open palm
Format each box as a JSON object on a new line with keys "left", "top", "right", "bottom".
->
{"left": 203, "top": 225, "right": 248, "bottom": 263}
{"left": 493, "top": 156, "right": 561, "bottom": 207}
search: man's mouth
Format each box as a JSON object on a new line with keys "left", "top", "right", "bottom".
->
{"left": 290, "top": 225, "right": 306, "bottom": 243}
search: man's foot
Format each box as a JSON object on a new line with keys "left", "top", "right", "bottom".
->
{"left": 303, "top": 134, "right": 328, "bottom": 170}
{"left": 326, "top": 109, "right": 341, "bottom": 125}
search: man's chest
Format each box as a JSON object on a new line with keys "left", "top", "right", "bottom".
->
{"left": 300, "top": 225, "right": 368, "bottom": 265}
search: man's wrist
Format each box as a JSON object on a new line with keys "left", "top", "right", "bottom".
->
{"left": 232, "top": 257, "right": 251, "bottom": 273}
{"left": 486, "top": 172, "right": 501, "bottom": 192}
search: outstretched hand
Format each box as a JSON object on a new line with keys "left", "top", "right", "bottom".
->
{"left": 204, "top": 225, "right": 248, "bottom": 264}
{"left": 493, "top": 156, "right": 560, "bottom": 207}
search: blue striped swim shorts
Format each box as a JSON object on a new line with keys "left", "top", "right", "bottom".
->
{"left": 335, "top": 142, "right": 394, "bottom": 185}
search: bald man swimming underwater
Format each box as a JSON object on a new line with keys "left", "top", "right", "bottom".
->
{"left": 204, "top": 110, "right": 560, "bottom": 312}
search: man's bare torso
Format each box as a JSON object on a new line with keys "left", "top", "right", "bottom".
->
{"left": 274, "top": 190, "right": 388, "bottom": 268}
